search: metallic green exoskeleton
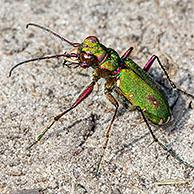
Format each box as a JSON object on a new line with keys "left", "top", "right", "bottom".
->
{"left": 9, "top": 23, "right": 194, "bottom": 174}
{"left": 117, "top": 59, "right": 171, "bottom": 125}
{"left": 79, "top": 36, "right": 171, "bottom": 125}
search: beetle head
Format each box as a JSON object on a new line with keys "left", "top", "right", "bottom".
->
{"left": 78, "top": 36, "right": 107, "bottom": 68}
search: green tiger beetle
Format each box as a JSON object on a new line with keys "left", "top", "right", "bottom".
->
{"left": 9, "top": 23, "right": 194, "bottom": 175}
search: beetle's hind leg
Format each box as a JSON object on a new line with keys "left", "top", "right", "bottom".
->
{"left": 136, "top": 106, "right": 194, "bottom": 169}
{"left": 143, "top": 55, "right": 194, "bottom": 99}
{"left": 121, "top": 47, "right": 134, "bottom": 60}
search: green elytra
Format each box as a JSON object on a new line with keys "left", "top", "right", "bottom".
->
{"left": 9, "top": 23, "right": 194, "bottom": 175}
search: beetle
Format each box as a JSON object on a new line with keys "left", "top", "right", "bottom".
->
{"left": 9, "top": 23, "right": 194, "bottom": 174}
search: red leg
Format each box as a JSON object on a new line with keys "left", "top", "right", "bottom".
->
{"left": 143, "top": 55, "right": 194, "bottom": 99}
{"left": 143, "top": 55, "right": 156, "bottom": 72}
{"left": 28, "top": 81, "right": 96, "bottom": 148}
{"left": 144, "top": 55, "right": 174, "bottom": 86}
{"left": 121, "top": 47, "right": 134, "bottom": 60}
{"left": 55, "top": 81, "right": 95, "bottom": 120}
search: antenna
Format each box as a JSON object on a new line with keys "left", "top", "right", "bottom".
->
{"left": 9, "top": 53, "right": 78, "bottom": 77}
{"left": 26, "top": 23, "right": 80, "bottom": 47}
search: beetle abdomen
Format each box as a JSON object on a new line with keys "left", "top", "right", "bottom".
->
{"left": 117, "top": 67, "right": 171, "bottom": 125}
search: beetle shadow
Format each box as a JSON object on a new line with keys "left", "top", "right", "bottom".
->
{"left": 45, "top": 113, "right": 99, "bottom": 149}
{"left": 150, "top": 68, "right": 192, "bottom": 133}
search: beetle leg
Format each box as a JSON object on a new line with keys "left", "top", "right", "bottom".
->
{"left": 136, "top": 106, "right": 194, "bottom": 169}
{"left": 143, "top": 55, "right": 156, "bottom": 72}
{"left": 144, "top": 55, "right": 194, "bottom": 99}
{"left": 121, "top": 47, "right": 134, "bottom": 60}
{"left": 28, "top": 79, "right": 98, "bottom": 149}
{"left": 96, "top": 80, "right": 119, "bottom": 175}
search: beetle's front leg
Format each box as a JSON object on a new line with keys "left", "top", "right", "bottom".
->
{"left": 143, "top": 55, "right": 194, "bottom": 99}
{"left": 28, "top": 76, "right": 99, "bottom": 149}
{"left": 96, "top": 79, "right": 119, "bottom": 175}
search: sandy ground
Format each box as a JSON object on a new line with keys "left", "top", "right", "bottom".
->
{"left": 0, "top": 0, "right": 194, "bottom": 194}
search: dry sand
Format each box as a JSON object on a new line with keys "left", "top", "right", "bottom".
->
{"left": 0, "top": 1, "right": 194, "bottom": 194}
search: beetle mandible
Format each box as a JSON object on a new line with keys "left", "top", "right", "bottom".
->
{"left": 9, "top": 23, "right": 194, "bottom": 175}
